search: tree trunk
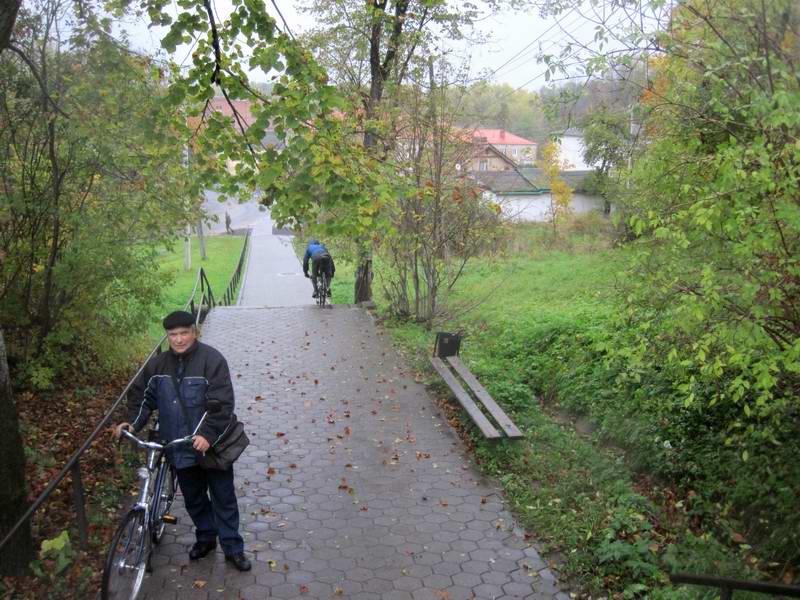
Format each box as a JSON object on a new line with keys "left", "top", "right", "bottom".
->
{"left": 197, "top": 218, "right": 208, "bottom": 260}
{"left": 0, "top": 328, "right": 34, "bottom": 575}
{"left": 354, "top": 0, "right": 411, "bottom": 303}
{"left": 37, "top": 119, "right": 62, "bottom": 352}
{"left": 184, "top": 223, "right": 192, "bottom": 271}
{"left": 354, "top": 257, "right": 373, "bottom": 304}
{"left": 0, "top": 0, "right": 21, "bottom": 53}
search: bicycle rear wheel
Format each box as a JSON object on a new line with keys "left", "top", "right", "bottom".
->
{"left": 320, "top": 275, "right": 329, "bottom": 307}
{"left": 101, "top": 509, "right": 148, "bottom": 600}
{"left": 150, "top": 463, "right": 176, "bottom": 545}
{"left": 315, "top": 275, "right": 325, "bottom": 306}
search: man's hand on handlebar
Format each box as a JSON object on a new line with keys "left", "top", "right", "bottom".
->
{"left": 193, "top": 435, "right": 210, "bottom": 452}
{"left": 114, "top": 422, "right": 132, "bottom": 440}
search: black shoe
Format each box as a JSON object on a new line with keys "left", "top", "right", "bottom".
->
{"left": 189, "top": 540, "right": 217, "bottom": 560}
{"left": 225, "top": 552, "right": 252, "bottom": 571}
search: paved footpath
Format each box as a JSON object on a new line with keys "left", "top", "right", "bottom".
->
{"left": 237, "top": 210, "right": 313, "bottom": 307}
{"left": 140, "top": 212, "right": 568, "bottom": 599}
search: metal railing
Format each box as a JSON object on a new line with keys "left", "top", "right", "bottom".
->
{"left": 670, "top": 573, "right": 800, "bottom": 598}
{"left": 0, "top": 230, "right": 251, "bottom": 553}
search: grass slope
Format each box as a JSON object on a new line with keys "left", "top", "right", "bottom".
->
{"left": 144, "top": 234, "right": 248, "bottom": 342}
{"left": 377, "top": 222, "right": 771, "bottom": 599}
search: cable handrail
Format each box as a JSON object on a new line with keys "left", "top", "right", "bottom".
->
{"left": 0, "top": 230, "right": 251, "bottom": 553}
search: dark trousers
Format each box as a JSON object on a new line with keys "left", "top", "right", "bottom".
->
{"left": 311, "top": 254, "right": 332, "bottom": 294}
{"left": 176, "top": 464, "right": 244, "bottom": 555}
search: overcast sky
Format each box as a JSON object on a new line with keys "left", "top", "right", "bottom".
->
{"left": 122, "top": 1, "right": 603, "bottom": 91}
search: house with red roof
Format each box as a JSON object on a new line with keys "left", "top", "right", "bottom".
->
{"left": 471, "top": 128, "right": 538, "bottom": 170}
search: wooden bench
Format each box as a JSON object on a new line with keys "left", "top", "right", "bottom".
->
{"left": 430, "top": 333, "right": 523, "bottom": 440}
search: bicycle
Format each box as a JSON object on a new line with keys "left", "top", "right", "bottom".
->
{"left": 314, "top": 271, "right": 331, "bottom": 307}
{"left": 101, "top": 401, "right": 221, "bottom": 600}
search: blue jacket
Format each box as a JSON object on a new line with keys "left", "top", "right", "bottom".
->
{"left": 302, "top": 241, "right": 335, "bottom": 276}
{"left": 127, "top": 341, "right": 235, "bottom": 469}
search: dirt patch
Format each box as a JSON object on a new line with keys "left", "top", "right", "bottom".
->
{"left": 1, "top": 375, "right": 133, "bottom": 599}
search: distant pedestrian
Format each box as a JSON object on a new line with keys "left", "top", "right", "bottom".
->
{"left": 225, "top": 212, "right": 233, "bottom": 234}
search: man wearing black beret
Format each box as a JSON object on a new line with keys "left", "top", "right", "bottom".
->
{"left": 114, "top": 310, "right": 251, "bottom": 571}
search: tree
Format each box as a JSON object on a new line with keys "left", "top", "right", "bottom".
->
{"left": 538, "top": 140, "right": 573, "bottom": 239}
{"left": 539, "top": 0, "right": 800, "bottom": 561}
{"left": 301, "top": 0, "right": 514, "bottom": 301}
{"left": 379, "top": 58, "right": 503, "bottom": 326}
{"left": 581, "top": 107, "right": 632, "bottom": 214}
{"left": 457, "top": 82, "right": 548, "bottom": 142}
{"left": 0, "top": 328, "right": 33, "bottom": 575}
{"left": 1, "top": 1, "right": 197, "bottom": 386}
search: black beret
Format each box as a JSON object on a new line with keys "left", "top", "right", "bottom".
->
{"left": 162, "top": 310, "right": 195, "bottom": 330}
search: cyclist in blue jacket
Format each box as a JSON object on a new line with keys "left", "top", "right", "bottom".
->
{"left": 302, "top": 239, "right": 335, "bottom": 298}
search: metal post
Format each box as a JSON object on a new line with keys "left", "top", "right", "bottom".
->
{"left": 70, "top": 462, "right": 89, "bottom": 549}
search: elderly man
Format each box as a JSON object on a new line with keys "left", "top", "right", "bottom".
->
{"left": 114, "top": 310, "right": 250, "bottom": 571}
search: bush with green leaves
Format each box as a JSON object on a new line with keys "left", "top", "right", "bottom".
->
{"left": 0, "top": 7, "right": 196, "bottom": 387}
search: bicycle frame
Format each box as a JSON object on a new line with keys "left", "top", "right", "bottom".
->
{"left": 119, "top": 406, "right": 214, "bottom": 516}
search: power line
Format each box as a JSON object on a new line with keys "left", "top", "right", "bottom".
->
{"left": 485, "top": 7, "right": 577, "bottom": 80}
{"left": 490, "top": 12, "right": 588, "bottom": 80}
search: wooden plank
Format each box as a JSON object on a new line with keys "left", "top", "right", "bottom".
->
{"left": 447, "top": 357, "right": 524, "bottom": 439}
{"left": 430, "top": 357, "right": 501, "bottom": 439}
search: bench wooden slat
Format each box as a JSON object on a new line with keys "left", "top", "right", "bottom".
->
{"left": 430, "top": 357, "right": 502, "bottom": 439}
{"left": 446, "top": 356, "right": 524, "bottom": 439}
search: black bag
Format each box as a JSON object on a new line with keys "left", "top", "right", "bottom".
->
{"left": 170, "top": 376, "right": 250, "bottom": 470}
{"left": 198, "top": 414, "right": 250, "bottom": 470}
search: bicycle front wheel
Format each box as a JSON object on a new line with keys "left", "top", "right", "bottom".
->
{"left": 151, "top": 464, "right": 176, "bottom": 545}
{"left": 101, "top": 509, "right": 148, "bottom": 600}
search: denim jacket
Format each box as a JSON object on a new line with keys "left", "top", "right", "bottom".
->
{"left": 127, "top": 341, "right": 235, "bottom": 469}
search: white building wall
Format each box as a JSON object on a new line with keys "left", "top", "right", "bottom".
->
{"left": 558, "top": 136, "right": 592, "bottom": 171}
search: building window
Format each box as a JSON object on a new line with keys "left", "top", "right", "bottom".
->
{"left": 512, "top": 147, "right": 518, "bottom": 156}
{"left": 479, "top": 160, "right": 488, "bottom": 171}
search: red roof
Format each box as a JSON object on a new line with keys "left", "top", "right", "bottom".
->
{"left": 206, "top": 97, "right": 256, "bottom": 127}
{"left": 472, "top": 128, "right": 535, "bottom": 145}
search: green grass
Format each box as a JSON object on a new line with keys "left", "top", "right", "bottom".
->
{"left": 376, "top": 221, "right": 768, "bottom": 599}
{"left": 144, "top": 234, "right": 248, "bottom": 342}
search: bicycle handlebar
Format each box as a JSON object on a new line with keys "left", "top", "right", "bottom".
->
{"left": 120, "top": 428, "right": 192, "bottom": 451}
{"left": 118, "top": 402, "right": 220, "bottom": 450}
